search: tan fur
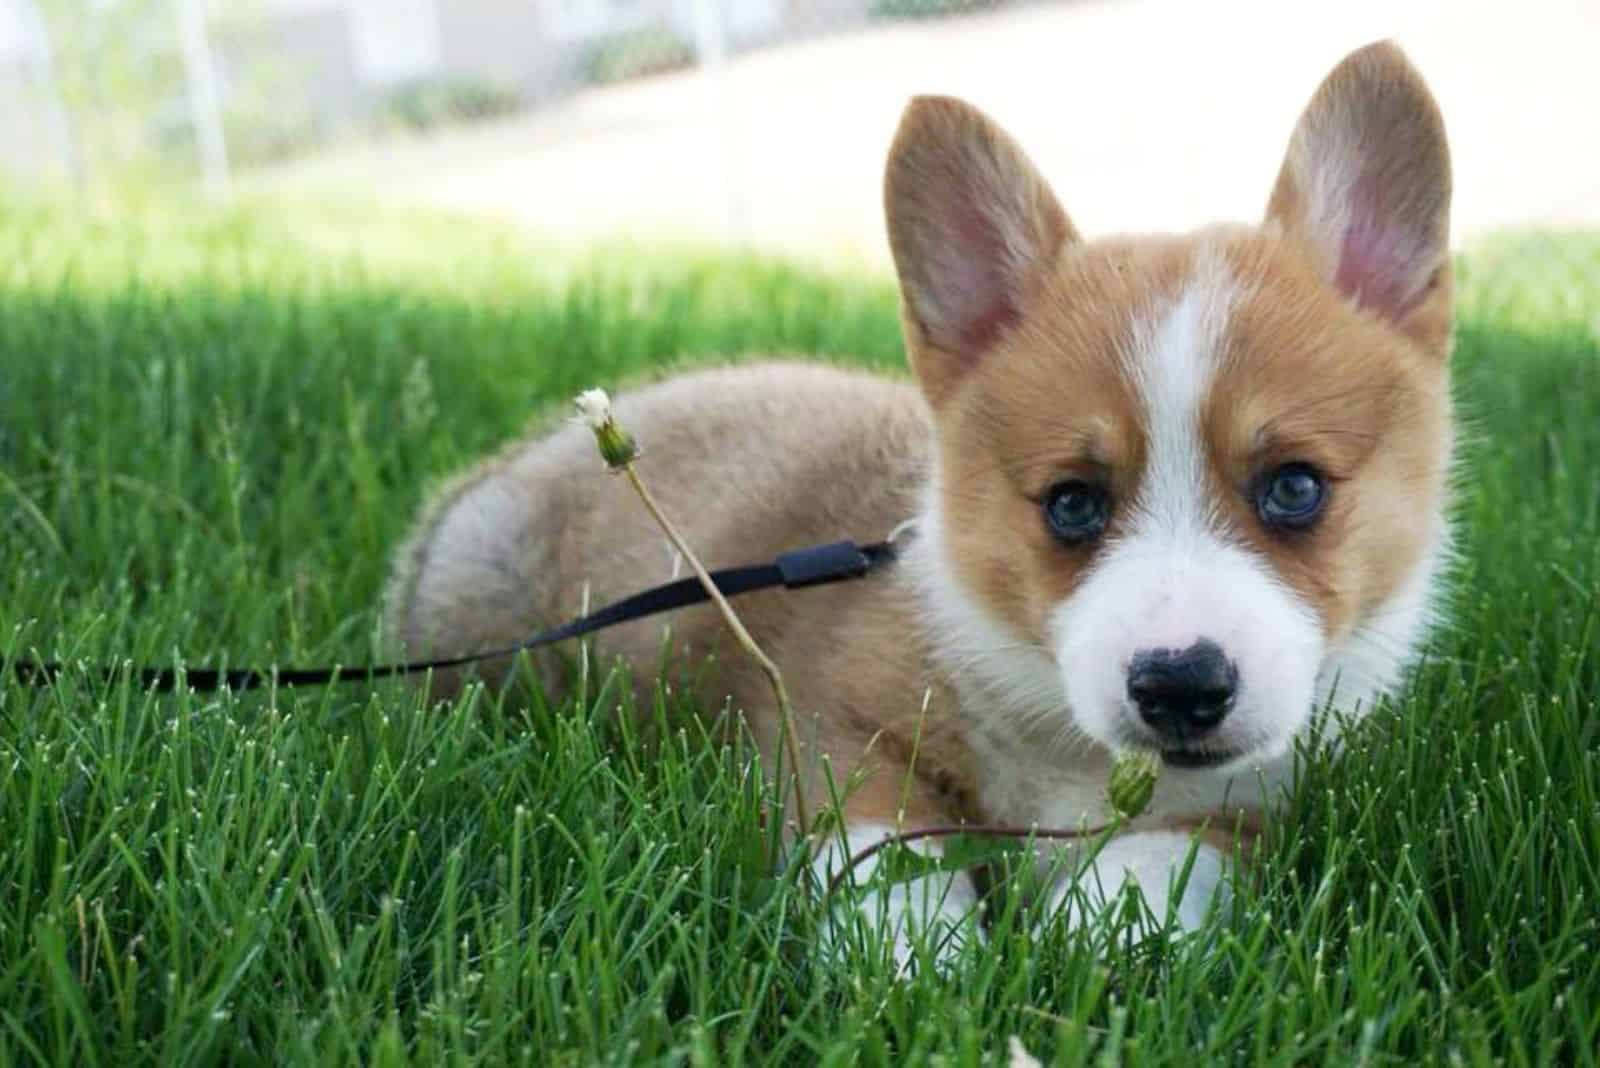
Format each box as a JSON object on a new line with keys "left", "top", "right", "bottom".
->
{"left": 1204, "top": 235, "right": 1452, "bottom": 638}
{"left": 388, "top": 42, "right": 1456, "bottom": 910}
{"left": 934, "top": 236, "right": 1186, "bottom": 647}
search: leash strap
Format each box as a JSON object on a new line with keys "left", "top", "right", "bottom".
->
{"left": 6, "top": 539, "right": 898, "bottom": 694}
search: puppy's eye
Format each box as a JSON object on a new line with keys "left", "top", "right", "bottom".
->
{"left": 1043, "top": 481, "right": 1110, "bottom": 544}
{"left": 1258, "top": 463, "right": 1327, "bottom": 529}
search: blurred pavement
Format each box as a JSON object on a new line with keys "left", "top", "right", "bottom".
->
{"left": 262, "top": 0, "right": 1600, "bottom": 263}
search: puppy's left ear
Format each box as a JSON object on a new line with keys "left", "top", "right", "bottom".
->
{"left": 1267, "top": 41, "right": 1453, "bottom": 355}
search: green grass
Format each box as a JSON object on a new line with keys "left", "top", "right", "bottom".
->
{"left": 1, "top": 199, "right": 1597, "bottom": 1065}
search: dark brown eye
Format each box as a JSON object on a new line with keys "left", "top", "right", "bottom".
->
{"left": 1043, "top": 481, "right": 1110, "bottom": 544}
{"left": 1258, "top": 463, "right": 1327, "bottom": 529}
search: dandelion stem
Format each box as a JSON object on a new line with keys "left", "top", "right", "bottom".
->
{"left": 619, "top": 464, "right": 813, "bottom": 838}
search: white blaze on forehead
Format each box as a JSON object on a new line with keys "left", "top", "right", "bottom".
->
{"left": 1122, "top": 247, "right": 1236, "bottom": 539}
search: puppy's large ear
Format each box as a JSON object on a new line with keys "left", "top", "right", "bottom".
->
{"left": 1267, "top": 41, "right": 1453, "bottom": 354}
{"left": 886, "top": 96, "right": 1077, "bottom": 406}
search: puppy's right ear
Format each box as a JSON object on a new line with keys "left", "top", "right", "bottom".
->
{"left": 885, "top": 97, "right": 1077, "bottom": 407}
{"left": 1266, "top": 42, "right": 1453, "bottom": 354}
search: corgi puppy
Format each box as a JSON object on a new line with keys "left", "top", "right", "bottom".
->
{"left": 388, "top": 41, "right": 1454, "bottom": 966}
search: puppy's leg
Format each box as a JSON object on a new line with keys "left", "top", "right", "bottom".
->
{"left": 810, "top": 777, "right": 982, "bottom": 975}
{"left": 1044, "top": 827, "right": 1245, "bottom": 937}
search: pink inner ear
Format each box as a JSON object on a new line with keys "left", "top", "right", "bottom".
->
{"left": 1333, "top": 173, "right": 1434, "bottom": 321}
{"left": 924, "top": 192, "right": 1020, "bottom": 356}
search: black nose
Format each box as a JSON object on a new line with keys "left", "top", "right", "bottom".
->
{"left": 1126, "top": 639, "right": 1238, "bottom": 740}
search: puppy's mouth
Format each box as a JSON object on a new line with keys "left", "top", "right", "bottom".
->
{"left": 1160, "top": 748, "right": 1239, "bottom": 770}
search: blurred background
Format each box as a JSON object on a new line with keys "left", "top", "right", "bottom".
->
{"left": 2, "top": 0, "right": 1597, "bottom": 264}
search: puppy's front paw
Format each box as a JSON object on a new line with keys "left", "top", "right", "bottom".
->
{"left": 813, "top": 824, "right": 983, "bottom": 976}
{"left": 1045, "top": 830, "right": 1228, "bottom": 938}
{"left": 824, "top": 876, "right": 982, "bottom": 976}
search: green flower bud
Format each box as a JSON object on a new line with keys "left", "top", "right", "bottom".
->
{"left": 1107, "top": 749, "right": 1160, "bottom": 819}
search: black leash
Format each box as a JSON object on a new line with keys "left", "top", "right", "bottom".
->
{"left": 6, "top": 538, "right": 898, "bottom": 694}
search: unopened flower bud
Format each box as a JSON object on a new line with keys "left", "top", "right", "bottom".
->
{"left": 1107, "top": 749, "right": 1160, "bottom": 819}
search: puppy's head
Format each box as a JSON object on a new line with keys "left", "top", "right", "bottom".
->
{"left": 890, "top": 42, "right": 1454, "bottom": 770}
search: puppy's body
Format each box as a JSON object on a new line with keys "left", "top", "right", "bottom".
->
{"left": 390, "top": 43, "right": 1457, "bottom": 962}
{"left": 391, "top": 363, "right": 977, "bottom": 827}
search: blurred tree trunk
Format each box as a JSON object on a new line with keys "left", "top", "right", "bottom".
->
{"left": 19, "top": 0, "right": 89, "bottom": 194}
{"left": 177, "top": 0, "right": 233, "bottom": 198}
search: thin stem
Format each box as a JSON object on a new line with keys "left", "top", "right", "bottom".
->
{"left": 822, "top": 822, "right": 1116, "bottom": 899}
{"left": 621, "top": 464, "right": 813, "bottom": 837}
